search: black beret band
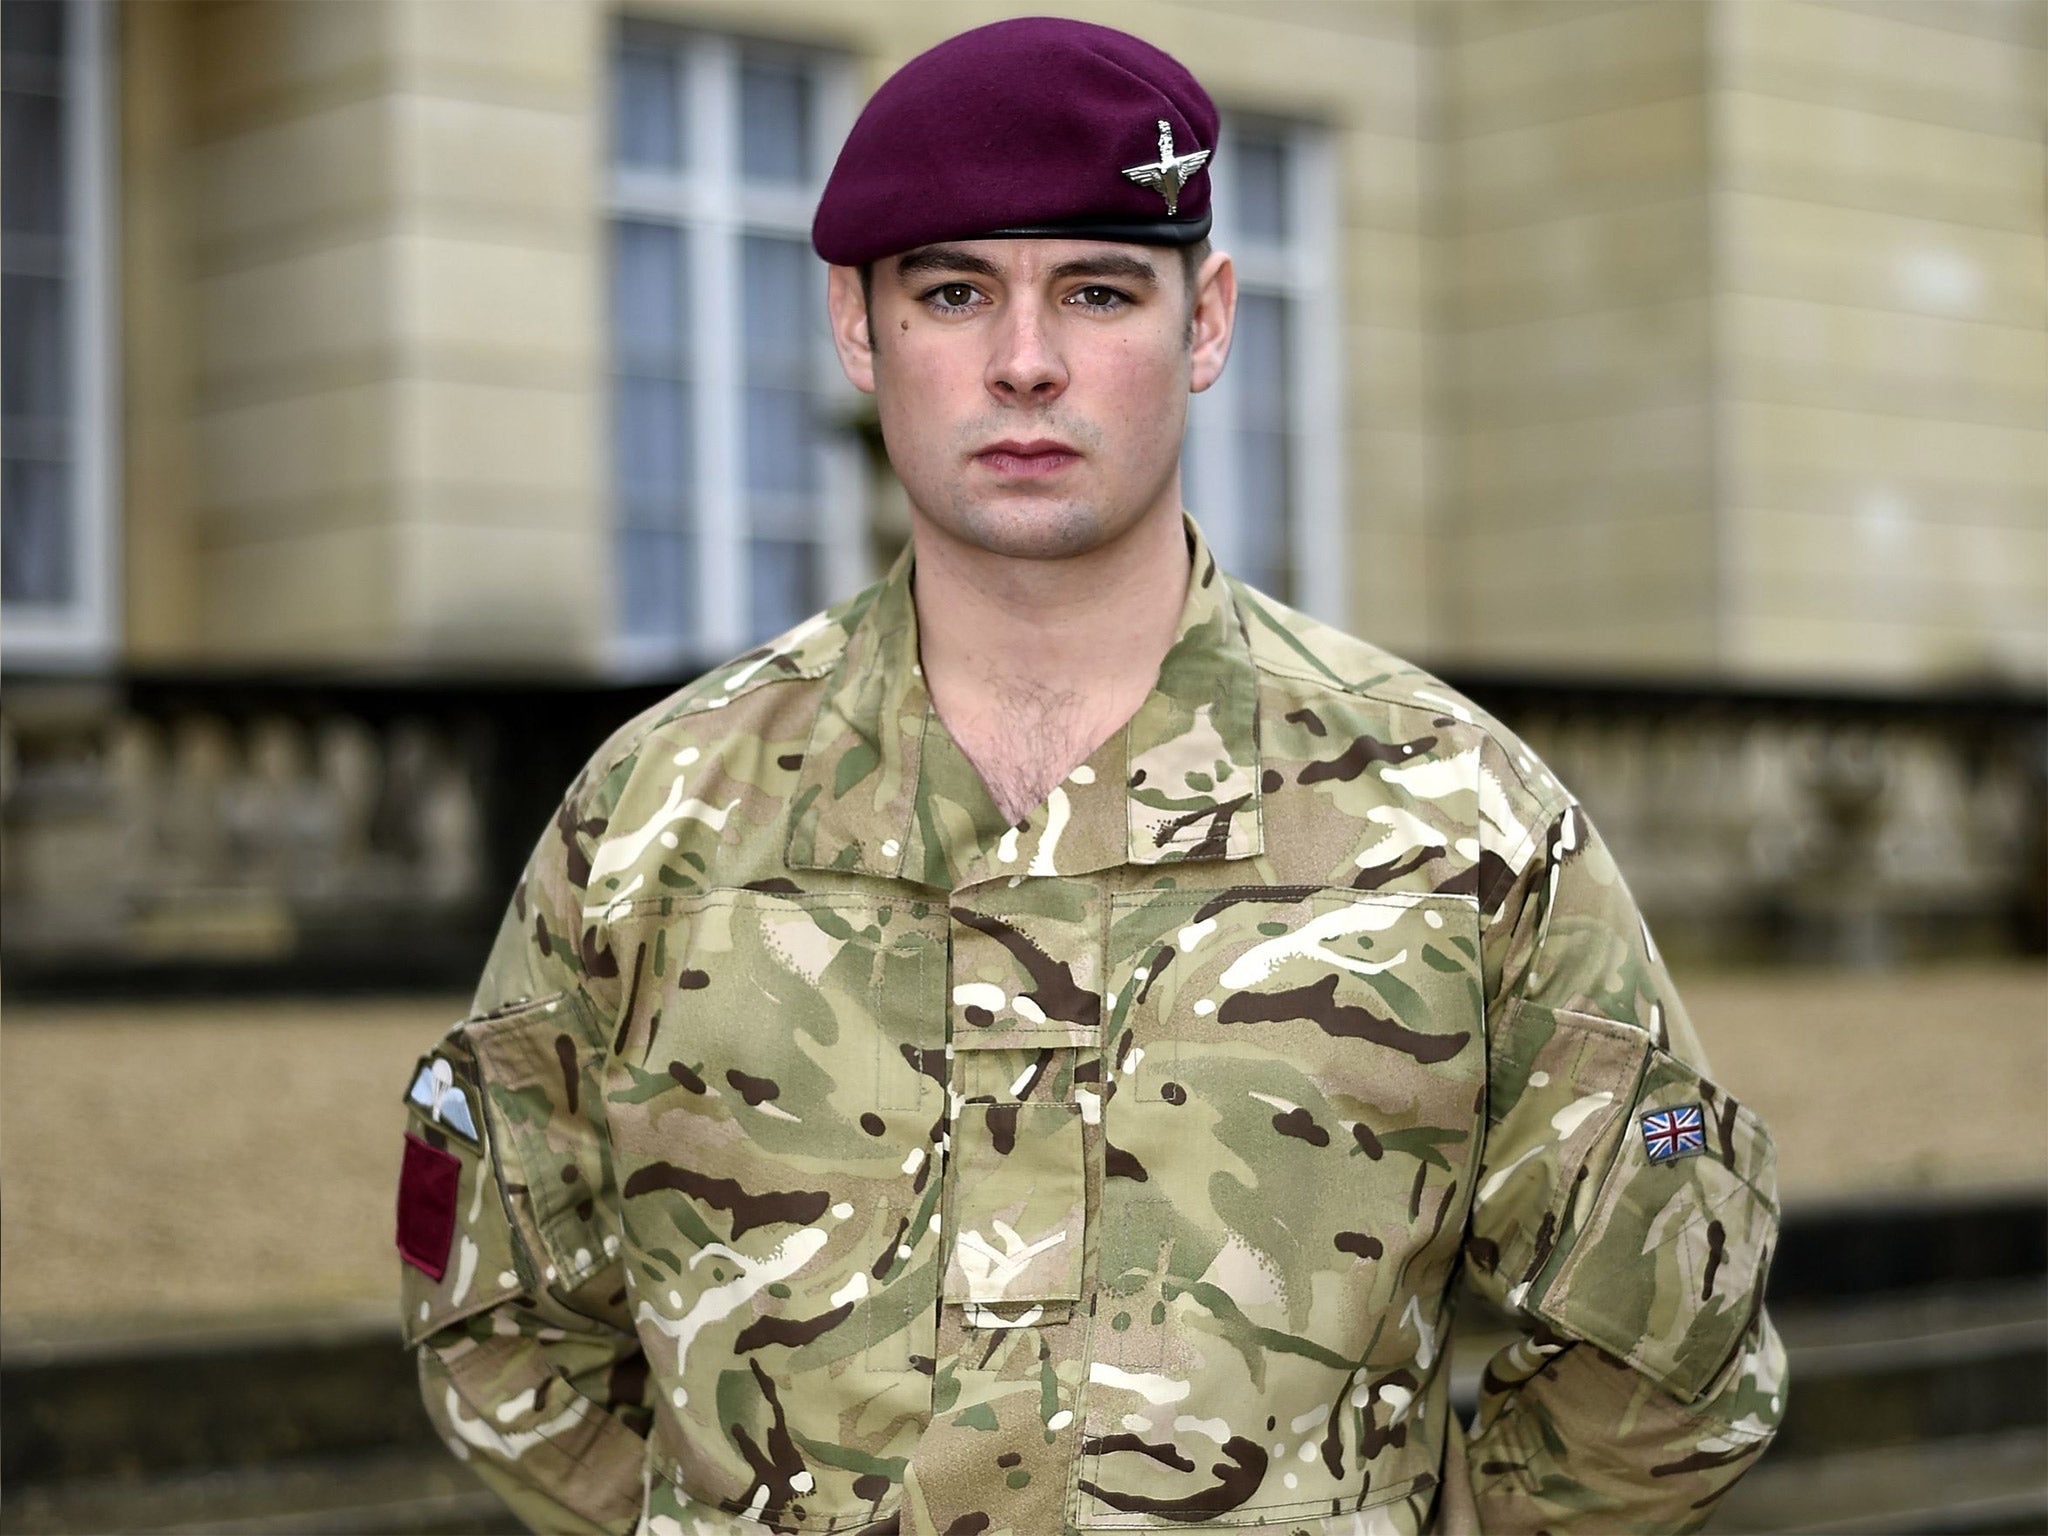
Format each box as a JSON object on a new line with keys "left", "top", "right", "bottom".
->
{"left": 977, "top": 211, "right": 1215, "bottom": 248}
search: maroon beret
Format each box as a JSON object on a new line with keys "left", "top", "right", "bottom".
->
{"left": 812, "top": 17, "right": 1218, "bottom": 266}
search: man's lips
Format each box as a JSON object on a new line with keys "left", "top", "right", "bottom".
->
{"left": 974, "top": 440, "right": 1080, "bottom": 477}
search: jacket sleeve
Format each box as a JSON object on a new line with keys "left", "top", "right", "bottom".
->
{"left": 1459, "top": 791, "right": 1787, "bottom": 1533}
{"left": 399, "top": 765, "right": 651, "bottom": 1535}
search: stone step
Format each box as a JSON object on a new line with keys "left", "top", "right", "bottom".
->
{"left": 4, "top": 1196, "right": 2042, "bottom": 1532}
{"left": 0, "top": 1448, "right": 512, "bottom": 1536}
{"left": 1767, "top": 1187, "right": 2047, "bottom": 1301}
{"left": 1766, "top": 1280, "right": 2047, "bottom": 1460}
{"left": 1, "top": 1313, "right": 421, "bottom": 1490}
{"left": 1704, "top": 1426, "right": 2048, "bottom": 1535}
{"left": 1450, "top": 1281, "right": 2046, "bottom": 1438}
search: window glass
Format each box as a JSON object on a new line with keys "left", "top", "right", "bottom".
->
{"left": 613, "top": 45, "right": 683, "bottom": 171}
{"left": 620, "top": 526, "right": 696, "bottom": 646}
{"left": 2, "top": 0, "right": 76, "bottom": 612}
{"left": 743, "top": 234, "right": 818, "bottom": 506}
{"left": 1233, "top": 131, "right": 1289, "bottom": 245}
{"left": 739, "top": 58, "right": 810, "bottom": 184}
{"left": 748, "top": 537, "right": 817, "bottom": 639}
{"left": 607, "top": 29, "right": 845, "bottom": 659}
{"left": 611, "top": 220, "right": 686, "bottom": 371}
{"left": 1181, "top": 118, "right": 1338, "bottom": 616}
{"left": 1, "top": 458, "right": 70, "bottom": 604}
{"left": 1231, "top": 293, "right": 1293, "bottom": 595}
{"left": 3, "top": 0, "right": 62, "bottom": 60}
{"left": 611, "top": 220, "right": 694, "bottom": 644}
{"left": 3, "top": 90, "right": 66, "bottom": 238}
{"left": 3, "top": 272, "right": 69, "bottom": 421}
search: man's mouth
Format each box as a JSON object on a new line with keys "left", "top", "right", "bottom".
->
{"left": 974, "top": 439, "right": 1080, "bottom": 478}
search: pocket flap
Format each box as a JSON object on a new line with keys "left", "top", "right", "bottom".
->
{"left": 944, "top": 1101, "right": 1087, "bottom": 1309}
{"left": 1534, "top": 1046, "right": 1778, "bottom": 1401}
{"left": 464, "top": 992, "right": 614, "bottom": 1291}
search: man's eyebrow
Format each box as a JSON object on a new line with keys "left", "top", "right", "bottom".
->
{"left": 891, "top": 247, "right": 1162, "bottom": 287}
{"left": 1046, "top": 253, "right": 1160, "bottom": 286}
{"left": 894, "top": 246, "right": 1004, "bottom": 281}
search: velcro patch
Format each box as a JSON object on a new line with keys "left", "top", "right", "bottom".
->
{"left": 397, "top": 1132, "right": 461, "bottom": 1280}
{"left": 1640, "top": 1102, "right": 1707, "bottom": 1163}
{"left": 406, "top": 1056, "right": 480, "bottom": 1145}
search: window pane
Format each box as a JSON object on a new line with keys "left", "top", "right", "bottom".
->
{"left": 4, "top": 272, "right": 68, "bottom": 418}
{"left": 1232, "top": 293, "right": 1292, "bottom": 598}
{"left": 1234, "top": 429, "right": 1291, "bottom": 597}
{"left": 615, "top": 376, "right": 691, "bottom": 509}
{"left": 1233, "top": 131, "right": 1289, "bottom": 244}
{"left": 620, "top": 527, "right": 695, "bottom": 643}
{"left": 742, "top": 235, "right": 820, "bottom": 509}
{"left": 2, "top": 2, "right": 77, "bottom": 618}
{"left": 612, "top": 44, "right": 682, "bottom": 170}
{"left": 611, "top": 221, "right": 686, "bottom": 372}
{"left": 2, "top": 455, "right": 72, "bottom": 603}
{"left": 745, "top": 389, "right": 818, "bottom": 502}
{"left": 1234, "top": 292, "right": 1289, "bottom": 430}
{"left": 748, "top": 538, "right": 819, "bottom": 637}
{"left": 2, "top": 80, "right": 66, "bottom": 238}
{"left": 1, "top": 0, "right": 66, "bottom": 62}
{"left": 741, "top": 235, "right": 813, "bottom": 377}
{"left": 739, "top": 57, "right": 810, "bottom": 184}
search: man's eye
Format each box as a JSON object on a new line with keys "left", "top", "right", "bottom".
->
{"left": 930, "top": 283, "right": 978, "bottom": 309}
{"left": 1071, "top": 285, "right": 1127, "bottom": 310}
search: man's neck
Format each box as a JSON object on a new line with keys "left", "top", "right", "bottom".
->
{"left": 912, "top": 508, "right": 1192, "bottom": 825}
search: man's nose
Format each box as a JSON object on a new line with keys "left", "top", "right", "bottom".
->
{"left": 985, "top": 299, "right": 1068, "bottom": 404}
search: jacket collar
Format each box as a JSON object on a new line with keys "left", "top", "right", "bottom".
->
{"left": 786, "top": 516, "right": 1264, "bottom": 891}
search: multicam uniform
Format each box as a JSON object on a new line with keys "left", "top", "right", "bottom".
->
{"left": 398, "top": 524, "right": 1785, "bottom": 1535}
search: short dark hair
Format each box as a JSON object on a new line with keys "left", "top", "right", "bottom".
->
{"left": 858, "top": 239, "right": 1211, "bottom": 345}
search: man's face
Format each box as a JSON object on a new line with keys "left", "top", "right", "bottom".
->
{"left": 827, "top": 239, "right": 1235, "bottom": 564}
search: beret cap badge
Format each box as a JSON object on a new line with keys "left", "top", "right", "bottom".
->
{"left": 1122, "top": 119, "right": 1211, "bottom": 218}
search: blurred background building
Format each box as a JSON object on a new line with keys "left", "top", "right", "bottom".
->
{"left": 3, "top": 0, "right": 2042, "bottom": 984}
{"left": 2, "top": 1, "right": 2043, "bottom": 1533}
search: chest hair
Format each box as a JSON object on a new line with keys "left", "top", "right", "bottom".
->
{"left": 951, "top": 677, "right": 1104, "bottom": 826}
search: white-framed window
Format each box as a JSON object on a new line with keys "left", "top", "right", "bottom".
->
{"left": 2, "top": 0, "right": 117, "bottom": 669}
{"left": 1184, "top": 116, "right": 1344, "bottom": 621}
{"left": 606, "top": 23, "right": 862, "bottom": 670}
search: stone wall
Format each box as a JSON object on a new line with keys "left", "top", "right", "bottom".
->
{"left": 1435, "top": 0, "right": 2046, "bottom": 684}
{"left": 109, "top": 0, "right": 2044, "bottom": 683}
{"left": 1711, "top": 0, "right": 2047, "bottom": 682}
{"left": 122, "top": 0, "right": 608, "bottom": 667}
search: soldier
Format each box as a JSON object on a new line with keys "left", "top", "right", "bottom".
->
{"left": 397, "top": 18, "right": 1785, "bottom": 1535}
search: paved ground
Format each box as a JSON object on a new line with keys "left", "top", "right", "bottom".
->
{"left": 3, "top": 964, "right": 2043, "bottom": 1338}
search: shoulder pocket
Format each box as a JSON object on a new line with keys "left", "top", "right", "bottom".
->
{"left": 462, "top": 990, "right": 617, "bottom": 1296}
{"left": 398, "top": 1032, "right": 524, "bottom": 1347}
{"left": 1533, "top": 1045, "right": 1778, "bottom": 1401}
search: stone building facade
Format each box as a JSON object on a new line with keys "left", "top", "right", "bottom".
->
{"left": 3, "top": 0, "right": 2043, "bottom": 977}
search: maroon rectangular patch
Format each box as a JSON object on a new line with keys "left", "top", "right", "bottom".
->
{"left": 397, "top": 1132, "right": 461, "bottom": 1281}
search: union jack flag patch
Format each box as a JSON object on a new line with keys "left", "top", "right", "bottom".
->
{"left": 1640, "top": 1103, "right": 1707, "bottom": 1163}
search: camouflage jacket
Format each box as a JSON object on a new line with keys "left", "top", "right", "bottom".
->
{"left": 399, "top": 523, "right": 1785, "bottom": 1536}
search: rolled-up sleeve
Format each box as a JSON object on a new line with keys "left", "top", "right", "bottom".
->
{"left": 399, "top": 758, "right": 651, "bottom": 1535}
{"left": 1461, "top": 796, "right": 1788, "bottom": 1533}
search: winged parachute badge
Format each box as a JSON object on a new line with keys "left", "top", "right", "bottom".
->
{"left": 407, "top": 1055, "right": 481, "bottom": 1144}
{"left": 1122, "top": 118, "right": 1210, "bottom": 217}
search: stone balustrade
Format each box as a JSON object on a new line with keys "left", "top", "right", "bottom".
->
{"left": 1, "top": 674, "right": 2040, "bottom": 989}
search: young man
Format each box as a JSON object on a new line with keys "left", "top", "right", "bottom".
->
{"left": 397, "top": 19, "right": 1784, "bottom": 1535}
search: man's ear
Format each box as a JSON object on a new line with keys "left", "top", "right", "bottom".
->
{"left": 827, "top": 263, "right": 877, "bottom": 394}
{"left": 1188, "top": 249, "right": 1237, "bottom": 395}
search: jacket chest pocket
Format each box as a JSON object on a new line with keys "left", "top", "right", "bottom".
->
{"left": 605, "top": 892, "right": 945, "bottom": 1530}
{"left": 1081, "top": 889, "right": 1484, "bottom": 1528}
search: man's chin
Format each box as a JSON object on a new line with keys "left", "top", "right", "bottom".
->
{"left": 932, "top": 501, "right": 1115, "bottom": 563}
